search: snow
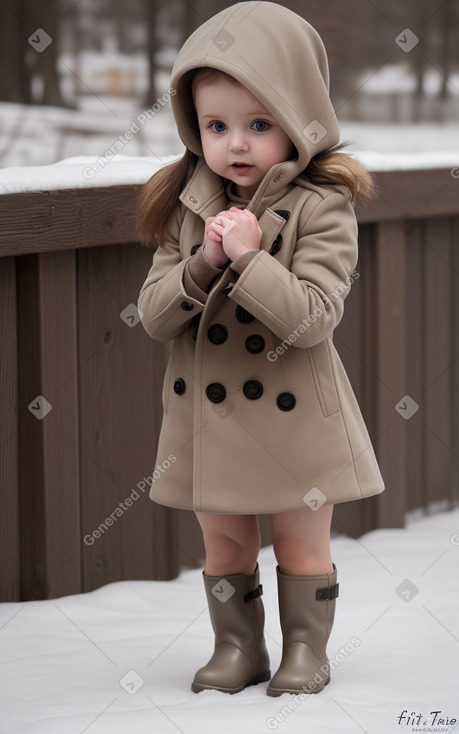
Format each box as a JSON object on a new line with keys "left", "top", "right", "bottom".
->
{"left": 1, "top": 143, "right": 458, "bottom": 197}
{"left": 0, "top": 154, "right": 178, "bottom": 196}
{"left": 1, "top": 508, "right": 458, "bottom": 734}
{"left": 1, "top": 89, "right": 458, "bottom": 195}
{"left": 356, "top": 64, "right": 459, "bottom": 96}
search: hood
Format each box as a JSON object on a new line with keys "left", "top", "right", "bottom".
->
{"left": 170, "top": 1, "right": 339, "bottom": 181}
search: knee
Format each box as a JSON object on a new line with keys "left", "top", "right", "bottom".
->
{"left": 205, "top": 532, "right": 259, "bottom": 576}
{"left": 273, "top": 536, "right": 332, "bottom": 576}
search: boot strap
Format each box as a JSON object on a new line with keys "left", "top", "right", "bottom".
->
{"left": 316, "top": 582, "right": 339, "bottom": 601}
{"left": 244, "top": 584, "right": 263, "bottom": 603}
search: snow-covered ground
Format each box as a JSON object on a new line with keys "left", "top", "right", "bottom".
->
{"left": 1, "top": 507, "right": 458, "bottom": 734}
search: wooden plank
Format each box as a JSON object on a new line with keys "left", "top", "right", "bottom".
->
{"left": 368, "top": 220, "right": 409, "bottom": 528}
{"left": 332, "top": 224, "right": 369, "bottom": 538}
{"left": 452, "top": 216, "right": 459, "bottom": 505}
{"left": 422, "top": 216, "right": 454, "bottom": 507}
{"left": 0, "top": 186, "right": 142, "bottom": 257}
{"left": 16, "top": 250, "right": 81, "bottom": 600}
{"left": 0, "top": 256, "right": 20, "bottom": 602}
{"left": 356, "top": 169, "right": 459, "bottom": 224}
{"left": 405, "top": 218, "right": 425, "bottom": 511}
{"left": 0, "top": 170, "right": 458, "bottom": 258}
{"left": 77, "top": 243, "right": 170, "bottom": 591}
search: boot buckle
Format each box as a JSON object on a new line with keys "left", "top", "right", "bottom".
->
{"left": 316, "top": 583, "right": 339, "bottom": 601}
{"left": 244, "top": 584, "right": 263, "bottom": 603}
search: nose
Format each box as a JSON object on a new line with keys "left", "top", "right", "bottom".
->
{"left": 229, "top": 130, "right": 249, "bottom": 153}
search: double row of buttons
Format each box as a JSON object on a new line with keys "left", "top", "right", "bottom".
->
{"left": 173, "top": 377, "right": 296, "bottom": 411}
{"left": 207, "top": 323, "right": 265, "bottom": 355}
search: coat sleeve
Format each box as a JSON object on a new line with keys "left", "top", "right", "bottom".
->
{"left": 228, "top": 188, "right": 359, "bottom": 348}
{"left": 138, "top": 210, "right": 222, "bottom": 343}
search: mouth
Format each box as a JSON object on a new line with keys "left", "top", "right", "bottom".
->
{"left": 231, "top": 162, "right": 253, "bottom": 174}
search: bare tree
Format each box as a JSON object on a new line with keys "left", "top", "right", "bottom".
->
{"left": 0, "top": 0, "right": 65, "bottom": 105}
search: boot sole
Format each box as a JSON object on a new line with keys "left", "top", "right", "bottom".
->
{"left": 191, "top": 669, "right": 271, "bottom": 695}
{"left": 266, "top": 676, "right": 330, "bottom": 697}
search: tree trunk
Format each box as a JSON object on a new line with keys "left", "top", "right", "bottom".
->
{"left": 0, "top": 2, "right": 26, "bottom": 102}
{"left": 143, "top": 0, "right": 158, "bottom": 107}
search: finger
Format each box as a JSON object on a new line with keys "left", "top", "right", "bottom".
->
{"left": 206, "top": 230, "right": 222, "bottom": 243}
{"left": 222, "top": 219, "right": 236, "bottom": 236}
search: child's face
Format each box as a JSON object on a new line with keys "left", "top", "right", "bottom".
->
{"left": 195, "top": 77, "right": 294, "bottom": 199}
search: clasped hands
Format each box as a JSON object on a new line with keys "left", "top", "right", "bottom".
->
{"left": 203, "top": 207, "right": 262, "bottom": 268}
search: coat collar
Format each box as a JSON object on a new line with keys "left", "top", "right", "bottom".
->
{"left": 179, "top": 158, "right": 298, "bottom": 221}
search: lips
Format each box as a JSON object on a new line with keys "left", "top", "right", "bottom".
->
{"left": 231, "top": 162, "right": 253, "bottom": 174}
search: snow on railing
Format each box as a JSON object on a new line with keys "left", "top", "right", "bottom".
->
{"left": 1, "top": 152, "right": 458, "bottom": 196}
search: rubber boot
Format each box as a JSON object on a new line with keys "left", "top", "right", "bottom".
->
{"left": 191, "top": 563, "right": 271, "bottom": 694}
{"left": 267, "top": 564, "right": 338, "bottom": 697}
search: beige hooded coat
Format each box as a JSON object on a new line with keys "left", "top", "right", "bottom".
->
{"left": 138, "top": 1, "right": 385, "bottom": 514}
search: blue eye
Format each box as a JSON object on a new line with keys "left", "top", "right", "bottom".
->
{"left": 211, "top": 121, "right": 226, "bottom": 132}
{"left": 252, "top": 120, "right": 268, "bottom": 132}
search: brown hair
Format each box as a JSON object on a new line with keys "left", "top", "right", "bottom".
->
{"left": 137, "top": 69, "right": 374, "bottom": 247}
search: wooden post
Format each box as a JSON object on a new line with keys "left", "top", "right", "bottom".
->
{"left": 16, "top": 251, "right": 81, "bottom": 600}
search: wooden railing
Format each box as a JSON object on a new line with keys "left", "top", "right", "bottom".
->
{"left": 1, "top": 168, "right": 458, "bottom": 602}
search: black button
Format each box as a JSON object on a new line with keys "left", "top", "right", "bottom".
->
{"left": 181, "top": 301, "right": 194, "bottom": 311}
{"left": 277, "top": 392, "right": 296, "bottom": 411}
{"left": 236, "top": 305, "right": 255, "bottom": 324}
{"left": 243, "top": 380, "right": 263, "bottom": 400}
{"left": 245, "top": 335, "right": 265, "bottom": 354}
{"left": 207, "top": 324, "right": 228, "bottom": 345}
{"left": 206, "top": 383, "right": 226, "bottom": 403}
{"left": 190, "top": 244, "right": 201, "bottom": 256}
{"left": 174, "top": 378, "right": 186, "bottom": 395}
{"left": 274, "top": 209, "right": 290, "bottom": 221}
{"left": 269, "top": 234, "right": 282, "bottom": 256}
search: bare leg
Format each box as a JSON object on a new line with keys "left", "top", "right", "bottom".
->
{"left": 195, "top": 512, "right": 261, "bottom": 576}
{"left": 270, "top": 505, "right": 334, "bottom": 576}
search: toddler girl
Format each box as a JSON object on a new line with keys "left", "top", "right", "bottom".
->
{"left": 138, "top": 1, "right": 384, "bottom": 697}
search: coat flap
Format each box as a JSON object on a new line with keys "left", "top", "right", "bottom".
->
{"left": 179, "top": 160, "right": 227, "bottom": 219}
{"left": 257, "top": 208, "right": 289, "bottom": 253}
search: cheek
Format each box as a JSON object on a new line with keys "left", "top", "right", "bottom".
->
{"left": 201, "top": 136, "right": 221, "bottom": 164}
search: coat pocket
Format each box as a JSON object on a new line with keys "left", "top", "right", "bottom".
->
{"left": 161, "top": 343, "right": 175, "bottom": 414}
{"left": 307, "top": 340, "right": 340, "bottom": 417}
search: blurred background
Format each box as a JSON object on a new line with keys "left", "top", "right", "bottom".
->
{"left": 1, "top": 0, "right": 458, "bottom": 168}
